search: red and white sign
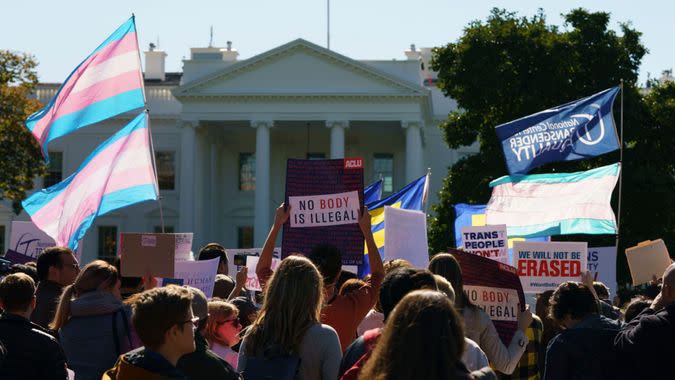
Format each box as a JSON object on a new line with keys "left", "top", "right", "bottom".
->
{"left": 245, "top": 255, "right": 281, "bottom": 291}
{"left": 465, "top": 285, "right": 519, "bottom": 322}
{"left": 344, "top": 157, "right": 363, "bottom": 169}
{"left": 288, "top": 191, "right": 360, "bottom": 228}
{"left": 514, "top": 241, "right": 587, "bottom": 293}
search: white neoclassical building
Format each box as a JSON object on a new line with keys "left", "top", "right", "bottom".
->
{"left": 1, "top": 39, "right": 477, "bottom": 264}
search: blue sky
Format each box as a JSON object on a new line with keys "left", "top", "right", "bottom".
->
{"left": 2, "top": 0, "right": 672, "bottom": 84}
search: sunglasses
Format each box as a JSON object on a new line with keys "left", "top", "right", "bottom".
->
{"left": 216, "top": 318, "right": 241, "bottom": 327}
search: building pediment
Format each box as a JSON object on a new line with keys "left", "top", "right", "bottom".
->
{"left": 173, "top": 39, "right": 429, "bottom": 99}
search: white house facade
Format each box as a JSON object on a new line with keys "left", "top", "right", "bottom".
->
{"left": 1, "top": 39, "right": 478, "bottom": 264}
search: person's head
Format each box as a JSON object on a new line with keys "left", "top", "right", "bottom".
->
{"left": 230, "top": 296, "right": 258, "bottom": 329}
{"left": 549, "top": 282, "right": 598, "bottom": 329}
{"left": 185, "top": 286, "right": 209, "bottom": 333}
{"left": 371, "top": 259, "right": 414, "bottom": 313}
{"left": 212, "top": 274, "right": 236, "bottom": 299}
{"left": 0, "top": 273, "right": 37, "bottom": 315}
{"left": 623, "top": 296, "right": 651, "bottom": 322}
{"left": 380, "top": 267, "right": 438, "bottom": 320}
{"left": 339, "top": 278, "right": 365, "bottom": 296}
{"left": 434, "top": 274, "right": 456, "bottom": 304}
{"left": 535, "top": 290, "right": 561, "bottom": 348}
{"left": 244, "top": 255, "right": 323, "bottom": 356}
{"left": 360, "top": 290, "right": 465, "bottom": 380}
{"left": 9, "top": 263, "right": 39, "bottom": 283}
{"left": 335, "top": 270, "right": 357, "bottom": 293}
{"left": 305, "top": 243, "right": 342, "bottom": 288}
{"left": 50, "top": 260, "right": 121, "bottom": 330}
{"left": 198, "top": 243, "right": 228, "bottom": 275}
{"left": 131, "top": 285, "right": 196, "bottom": 356}
{"left": 36, "top": 246, "right": 79, "bottom": 286}
{"left": 660, "top": 263, "right": 675, "bottom": 305}
{"left": 593, "top": 282, "right": 611, "bottom": 301}
{"left": 112, "top": 257, "right": 143, "bottom": 296}
{"left": 428, "top": 253, "right": 471, "bottom": 309}
{"left": 206, "top": 300, "right": 241, "bottom": 347}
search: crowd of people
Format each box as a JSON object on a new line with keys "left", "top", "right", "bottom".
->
{"left": 0, "top": 204, "right": 672, "bottom": 379}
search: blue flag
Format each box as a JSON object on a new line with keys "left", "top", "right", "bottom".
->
{"left": 364, "top": 179, "right": 383, "bottom": 205}
{"left": 496, "top": 87, "right": 620, "bottom": 174}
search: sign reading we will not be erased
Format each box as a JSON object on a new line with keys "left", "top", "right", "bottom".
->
{"left": 515, "top": 241, "right": 587, "bottom": 294}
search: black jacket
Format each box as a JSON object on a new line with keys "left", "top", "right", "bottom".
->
{"left": 614, "top": 302, "right": 675, "bottom": 379}
{"left": 30, "top": 280, "right": 63, "bottom": 329}
{"left": 176, "top": 331, "right": 240, "bottom": 380}
{"left": 0, "top": 313, "right": 68, "bottom": 380}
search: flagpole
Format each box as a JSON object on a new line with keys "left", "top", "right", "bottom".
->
{"left": 423, "top": 168, "right": 431, "bottom": 215}
{"left": 615, "top": 80, "right": 624, "bottom": 249}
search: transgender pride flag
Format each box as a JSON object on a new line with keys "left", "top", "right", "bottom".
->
{"left": 22, "top": 113, "right": 158, "bottom": 250}
{"left": 26, "top": 16, "right": 145, "bottom": 158}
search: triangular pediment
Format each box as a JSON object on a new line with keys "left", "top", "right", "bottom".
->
{"left": 174, "top": 39, "right": 429, "bottom": 98}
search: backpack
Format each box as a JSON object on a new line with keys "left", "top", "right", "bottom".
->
{"left": 339, "top": 328, "right": 381, "bottom": 380}
{"left": 240, "top": 345, "right": 301, "bottom": 380}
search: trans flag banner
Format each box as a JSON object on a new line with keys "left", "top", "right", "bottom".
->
{"left": 25, "top": 16, "right": 145, "bottom": 158}
{"left": 496, "top": 87, "right": 620, "bottom": 174}
{"left": 22, "top": 112, "right": 158, "bottom": 250}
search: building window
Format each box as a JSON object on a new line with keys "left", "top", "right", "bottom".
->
{"left": 155, "top": 151, "right": 175, "bottom": 190}
{"left": 154, "top": 226, "right": 175, "bottom": 233}
{"left": 98, "top": 226, "right": 118, "bottom": 262}
{"left": 239, "top": 153, "right": 256, "bottom": 191}
{"left": 0, "top": 225, "right": 5, "bottom": 255}
{"left": 44, "top": 152, "right": 63, "bottom": 187}
{"left": 237, "top": 226, "right": 254, "bottom": 249}
{"left": 374, "top": 154, "right": 394, "bottom": 194}
{"left": 306, "top": 153, "right": 326, "bottom": 160}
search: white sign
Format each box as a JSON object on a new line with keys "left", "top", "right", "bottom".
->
{"left": 288, "top": 191, "right": 360, "bottom": 227}
{"left": 383, "top": 207, "right": 429, "bottom": 269}
{"left": 173, "top": 257, "right": 220, "bottom": 298}
{"left": 225, "top": 247, "right": 281, "bottom": 279}
{"left": 465, "top": 285, "right": 519, "bottom": 322}
{"left": 625, "top": 239, "right": 671, "bottom": 285}
{"left": 174, "top": 233, "right": 194, "bottom": 261}
{"left": 9, "top": 221, "right": 82, "bottom": 261}
{"left": 460, "top": 225, "right": 508, "bottom": 263}
{"left": 587, "top": 246, "right": 617, "bottom": 299}
{"left": 245, "top": 255, "right": 281, "bottom": 291}
{"left": 514, "top": 241, "right": 587, "bottom": 293}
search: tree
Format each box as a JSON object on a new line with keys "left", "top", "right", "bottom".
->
{"left": 0, "top": 50, "right": 47, "bottom": 213}
{"left": 428, "top": 8, "right": 672, "bottom": 286}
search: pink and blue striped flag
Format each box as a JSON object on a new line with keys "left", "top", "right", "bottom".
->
{"left": 26, "top": 16, "right": 145, "bottom": 158}
{"left": 22, "top": 112, "right": 158, "bottom": 250}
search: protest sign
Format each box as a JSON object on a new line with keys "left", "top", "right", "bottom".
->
{"left": 625, "top": 239, "right": 671, "bottom": 285}
{"left": 174, "top": 257, "right": 220, "bottom": 298}
{"left": 174, "top": 233, "right": 194, "bottom": 261}
{"left": 245, "top": 255, "right": 281, "bottom": 291}
{"left": 161, "top": 278, "right": 185, "bottom": 286}
{"left": 120, "top": 233, "right": 176, "bottom": 277}
{"left": 288, "top": 191, "right": 359, "bottom": 228}
{"left": 514, "top": 241, "right": 587, "bottom": 293}
{"left": 452, "top": 249, "right": 525, "bottom": 345}
{"left": 8, "top": 221, "right": 82, "bottom": 262}
{"left": 460, "top": 224, "right": 508, "bottom": 263}
{"left": 283, "top": 158, "right": 364, "bottom": 264}
{"left": 587, "top": 246, "right": 617, "bottom": 298}
{"left": 383, "top": 207, "right": 429, "bottom": 269}
{"left": 225, "top": 247, "right": 281, "bottom": 277}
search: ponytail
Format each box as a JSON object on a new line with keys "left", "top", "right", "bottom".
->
{"left": 50, "top": 284, "right": 75, "bottom": 330}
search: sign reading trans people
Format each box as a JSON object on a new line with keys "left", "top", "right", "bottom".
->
{"left": 460, "top": 224, "right": 509, "bottom": 263}
{"left": 496, "top": 87, "right": 620, "bottom": 174}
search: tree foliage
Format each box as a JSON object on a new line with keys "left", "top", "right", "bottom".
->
{"left": 428, "top": 8, "right": 673, "bottom": 285}
{"left": 0, "top": 50, "right": 46, "bottom": 213}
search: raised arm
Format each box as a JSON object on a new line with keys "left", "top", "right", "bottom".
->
{"left": 256, "top": 203, "right": 289, "bottom": 286}
{"left": 359, "top": 208, "right": 384, "bottom": 279}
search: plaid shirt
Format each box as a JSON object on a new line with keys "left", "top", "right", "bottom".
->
{"left": 499, "top": 315, "right": 543, "bottom": 380}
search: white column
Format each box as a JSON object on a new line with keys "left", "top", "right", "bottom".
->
{"left": 327, "top": 120, "right": 349, "bottom": 159}
{"left": 179, "top": 120, "right": 197, "bottom": 233}
{"left": 251, "top": 120, "right": 272, "bottom": 246}
{"left": 209, "top": 141, "right": 218, "bottom": 241}
{"left": 402, "top": 121, "right": 424, "bottom": 183}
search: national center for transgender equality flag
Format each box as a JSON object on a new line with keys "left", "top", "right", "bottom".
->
{"left": 25, "top": 16, "right": 145, "bottom": 159}
{"left": 496, "top": 87, "right": 620, "bottom": 175}
{"left": 22, "top": 112, "right": 158, "bottom": 250}
{"left": 358, "top": 174, "right": 429, "bottom": 277}
{"left": 485, "top": 163, "right": 620, "bottom": 238}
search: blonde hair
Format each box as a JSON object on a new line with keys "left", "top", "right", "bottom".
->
{"left": 50, "top": 260, "right": 119, "bottom": 330}
{"left": 205, "top": 300, "right": 239, "bottom": 347}
{"left": 243, "top": 255, "right": 323, "bottom": 356}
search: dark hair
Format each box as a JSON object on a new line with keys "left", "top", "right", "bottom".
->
{"left": 9, "top": 264, "right": 39, "bottom": 283}
{"left": 130, "top": 285, "right": 194, "bottom": 349}
{"left": 335, "top": 270, "right": 357, "bottom": 292}
{"left": 231, "top": 296, "right": 258, "bottom": 329}
{"left": 36, "top": 247, "right": 73, "bottom": 281}
{"left": 112, "top": 257, "right": 142, "bottom": 290}
{"left": 212, "top": 274, "right": 236, "bottom": 299}
{"left": 549, "top": 282, "right": 598, "bottom": 322}
{"left": 0, "top": 273, "right": 36, "bottom": 312}
{"left": 198, "top": 243, "right": 228, "bottom": 266}
{"left": 428, "top": 252, "right": 475, "bottom": 310}
{"left": 306, "top": 243, "right": 342, "bottom": 285}
{"left": 360, "top": 290, "right": 465, "bottom": 380}
{"left": 536, "top": 290, "right": 561, "bottom": 349}
{"left": 624, "top": 296, "right": 651, "bottom": 323}
{"left": 380, "top": 267, "right": 438, "bottom": 320}
{"left": 592, "top": 282, "right": 610, "bottom": 300}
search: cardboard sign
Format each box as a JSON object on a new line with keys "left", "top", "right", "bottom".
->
{"left": 4, "top": 250, "right": 35, "bottom": 264}
{"left": 9, "top": 221, "right": 82, "bottom": 261}
{"left": 245, "top": 255, "right": 281, "bottom": 291}
{"left": 173, "top": 257, "right": 220, "bottom": 298}
{"left": 514, "top": 241, "right": 587, "bottom": 293}
{"left": 174, "top": 233, "right": 194, "bottom": 261}
{"left": 452, "top": 249, "right": 525, "bottom": 345}
{"left": 283, "top": 159, "right": 364, "bottom": 265}
{"left": 625, "top": 239, "right": 671, "bottom": 285}
{"left": 120, "top": 233, "right": 176, "bottom": 277}
{"left": 288, "top": 191, "right": 359, "bottom": 228}
{"left": 460, "top": 225, "right": 508, "bottom": 263}
{"left": 587, "top": 246, "right": 617, "bottom": 298}
{"left": 225, "top": 247, "right": 281, "bottom": 278}
{"left": 383, "top": 207, "right": 429, "bottom": 269}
